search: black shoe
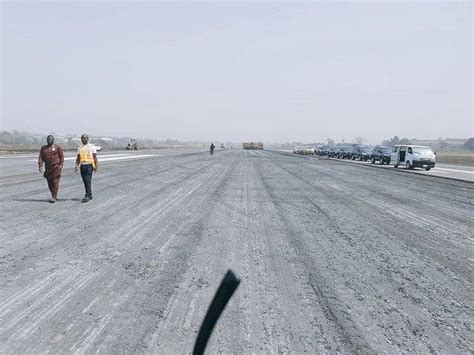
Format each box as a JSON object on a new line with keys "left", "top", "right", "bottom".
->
{"left": 82, "top": 196, "right": 90, "bottom": 203}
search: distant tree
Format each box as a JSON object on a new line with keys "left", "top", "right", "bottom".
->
{"left": 0, "top": 131, "right": 15, "bottom": 144}
{"left": 382, "top": 136, "right": 411, "bottom": 146}
{"left": 437, "top": 137, "right": 448, "bottom": 150}
{"left": 327, "top": 138, "right": 335, "bottom": 146}
{"left": 355, "top": 136, "right": 367, "bottom": 145}
{"left": 165, "top": 138, "right": 180, "bottom": 145}
{"left": 382, "top": 135, "right": 399, "bottom": 146}
{"left": 464, "top": 138, "right": 474, "bottom": 151}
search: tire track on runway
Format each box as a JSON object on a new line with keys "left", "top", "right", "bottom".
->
{"left": 265, "top": 152, "right": 473, "bottom": 250}
{"left": 252, "top": 155, "right": 375, "bottom": 354}
{"left": 145, "top": 153, "right": 242, "bottom": 353}
{"left": 255, "top": 151, "right": 472, "bottom": 352}
{"left": 0, "top": 153, "right": 228, "bottom": 346}
{"left": 0, "top": 152, "right": 225, "bottom": 261}
{"left": 83, "top": 152, "right": 239, "bottom": 353}
{"left": 274, "top": 159, "right": 473, "bottom": 281}
{"left": 0, "top": 152, "right": 240, "bottom": 353}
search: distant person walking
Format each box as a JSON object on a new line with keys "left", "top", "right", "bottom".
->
{"left": 38, "top": 135, "right": 64, "bottom": 203}
{"left": 75, "top": 134, "right": 98, "bottom": 203}
{"left": 210, "top": 143, "right": 215, "bottom": 155}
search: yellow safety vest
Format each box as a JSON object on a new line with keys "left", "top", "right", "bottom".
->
{"left": 78, "top": 144, "right": 96, "bottom": 169}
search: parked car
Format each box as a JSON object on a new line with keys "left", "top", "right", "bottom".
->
{"left": 391, "top": 145, "right": 436, "bottom": 170}
{"left": 332, "top": 146, "right": 343, "bottom": 158}
{"left": 92, "top": 144, "right": 103, "bottom": 151}
{"left": 293, "top": 146, "right": 300, "bottom": 154}
{"left": 352, "top": 146, "right": 372, "bottom": 160}
{"left": 328, "top": 146, "right": 338, "bottom": 158}
{"left": 319, "top": 146, "right": 330, "bottom": 156}
{"left": 337, "top": 145, "right": 353, "bottom": 159}
{"left": 371, "top": 146, "right": 392, "bottom": 164}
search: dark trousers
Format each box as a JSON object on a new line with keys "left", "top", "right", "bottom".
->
{"left": 80, "top": 164, "right": 93, "bottom": 198}
{"left": 46, "top": 176, "right": 60, "bottom": 199}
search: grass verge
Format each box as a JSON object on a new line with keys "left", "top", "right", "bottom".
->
{"left": 436, "top": 150, "right": 474, "bottom": 166}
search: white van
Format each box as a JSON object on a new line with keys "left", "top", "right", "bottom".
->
{"left": 391, "top": 145, "right": 436, "bottom": 171}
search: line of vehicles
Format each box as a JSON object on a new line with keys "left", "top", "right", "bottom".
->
{"left": 243, "top": 142, "right": 264, "bottom": 150}
{"left": 293, "top": 143, "right": 436, "bottom": 170}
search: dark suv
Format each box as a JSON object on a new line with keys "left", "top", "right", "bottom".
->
{"left": 371, "top": 146, "right": 392, "bottom": 164}
{"left": 352, "top": 146, "right": 372, "bottom": 161}
{"left": 328, "top": 146, "right": 338, "bottom": 158}
{"left": 336, "top": 145, "right": 353, "bottom": 159}
{"left": 319, "top": 146, "right": 330, "bottom": 156}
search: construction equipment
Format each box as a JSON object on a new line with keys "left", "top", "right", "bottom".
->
{"left": 242, "top": 142, "right": 264, "bottom": 150}
{"left": 126, "top": 139, "right": 139, "bottom": 150}
{"left": 299, "top": 147, "right": 315, "bottom": 155}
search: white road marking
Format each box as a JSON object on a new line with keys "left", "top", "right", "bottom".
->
{"left": 62, "top": 154, "right": 132, "bottom": 161}
{"left": 0, "top": 155, "right": 38, "bottom": 159}
{"left": 434, "top": 167, "right": 473, "bottom": 174}
{"left": 437, "top": 164, "right": 474, "bottom": 170}
{"left": 99, "top": 154, "right": 155, "bottom": 162}
{"left": 28, "top": 154, "right": 154, "bottom": 163}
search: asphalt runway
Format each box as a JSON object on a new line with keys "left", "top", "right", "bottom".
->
{"left": 0, "top": 149, "right": 472, "bottom": 353}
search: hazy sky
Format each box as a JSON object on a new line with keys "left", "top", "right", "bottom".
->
{"left": 1, "top": 1, "right": 472, "bottom": 143}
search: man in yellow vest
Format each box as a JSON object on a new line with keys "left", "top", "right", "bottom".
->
{"left": 75, "top": 134, "right": 98, "bottom": 203}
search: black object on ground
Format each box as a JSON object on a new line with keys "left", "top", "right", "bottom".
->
{"left": 193, "top": 269, "right": 241, "bottom": 355}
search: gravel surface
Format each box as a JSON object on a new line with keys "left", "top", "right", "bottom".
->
{"left": 0, "top": 149, "right": 472, "bottom": 353}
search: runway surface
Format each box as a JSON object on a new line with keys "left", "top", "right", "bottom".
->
{"left": 0, "top": 149, "right": 472, "bottom": 353}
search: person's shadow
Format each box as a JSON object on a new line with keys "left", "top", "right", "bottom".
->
{"left": 14, "top": 198, "right": 82, "bottom": 203}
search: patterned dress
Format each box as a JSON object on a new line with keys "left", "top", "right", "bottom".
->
{"left": 38, "top": 144, "right": 64, "bottom": 198}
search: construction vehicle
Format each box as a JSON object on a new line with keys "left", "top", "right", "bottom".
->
{"left": 298, "top": 147, "right": 315, "bottom": 155}
{"left": 242, "top": 142, "right": 264, "bottom": 150}
{"left": 126, "top": 139, "right": 139, "bottom": 150}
